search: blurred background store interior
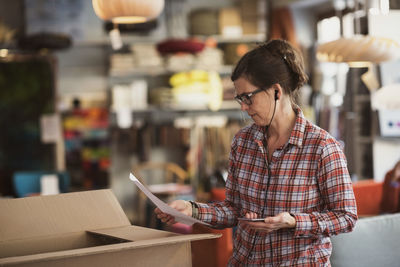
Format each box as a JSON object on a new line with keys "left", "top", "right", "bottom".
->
{"left": 1, "top": 0, "right": 400, "bottom": 226}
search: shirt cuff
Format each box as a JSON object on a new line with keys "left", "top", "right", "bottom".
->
{"left": 189, "top": 201, "right": 199, "bottom": 219}
{"left": 292, "top": 213, "right": 318, "bottom": 237}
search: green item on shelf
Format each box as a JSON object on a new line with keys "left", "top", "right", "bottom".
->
{"left": 189, "top": 9, "right": 219, "bottom": 36}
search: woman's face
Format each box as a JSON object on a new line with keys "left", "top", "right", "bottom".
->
{"left": 234, "top": 77, "right": 276, "bottom": 126}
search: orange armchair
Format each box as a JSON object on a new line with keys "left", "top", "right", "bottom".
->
{"left": 191, "top": 188, "right": 233, "bottom": 267}
{"left": 352, "top": 180, "right": 383, "bottom": 216}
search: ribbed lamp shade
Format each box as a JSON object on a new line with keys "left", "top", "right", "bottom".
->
{"left": 317, "top": 36, "right": 400, "bottom": 67}
{"left": 92, "top": 0, "right": 165, "bottom": 24}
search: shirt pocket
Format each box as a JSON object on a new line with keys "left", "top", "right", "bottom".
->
{"left": 236, "top": 167, "right": 267, "bottom": 211}
{"left": 273, "top": 170, "right": 320, "bottom": 213}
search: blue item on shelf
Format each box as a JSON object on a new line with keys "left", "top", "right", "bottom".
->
{"left": 13, "top": 171, "right": 70, "bottom": 197}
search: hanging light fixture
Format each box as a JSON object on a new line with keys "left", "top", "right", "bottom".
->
{"left": 92, "top": 0, "right": 165, "bottom": 24}
{"left": 315, "top": 0, "right": 400, "bottom": 91}
{"left": 317, "top": 36, "right": 400, "bottom": 91}
{"left": 317, "top": 0, "right": 400, "bottom": 67}
{"left": 316, "top": 35, "right": 400, "bottom": 68}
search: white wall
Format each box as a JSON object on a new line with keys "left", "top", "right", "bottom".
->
{"left": 55, "top": 45, "right": 108, "bottom": 109}
{"left": 291, "top": 6, "right": 316, "bottom": 48}
{"left": 373, "top": 139, "right": 400, "bottom": 182}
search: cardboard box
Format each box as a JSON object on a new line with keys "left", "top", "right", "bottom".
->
{"left": 218, "top": 8, "right": 242, "bottom": 37}
{"left": 241, "top": 17, "right": 259, "bottom": 35}
{"left": 239, "top": 0, "right": 258, "bottom": 17}
{"left": 0, "top": 190, "right": 220, "bottom": 266}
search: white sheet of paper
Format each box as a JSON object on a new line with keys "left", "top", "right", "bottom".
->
{"left": 40, "top": 114, "right": 62, "bottom": 143}
{"left": 129, "top": 173, "right": 210, "bottom": 226}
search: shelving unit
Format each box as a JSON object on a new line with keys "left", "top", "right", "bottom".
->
{"left": 345, "top": 66, "right": 400, "bottom": 181}
{"left": 344, "top": 67, "right": 375, "bottom": 180}
{"left": 109, "top": 65, "right": 234, "bottom": 81}
{"left": 110, "top": 102, "right": 245, "bottom": 126}
{"left": 191, "top": 33, "right": 266, "bottom": 43}
{"left": 104, "top": 0, "right": 269, "bottom": 218}
{"left": 107, "top": 32, "right": 266, "bottom": 123}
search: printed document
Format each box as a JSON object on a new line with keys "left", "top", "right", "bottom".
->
{"left": 129, "top": 173, "right": 210, "bottom": 226}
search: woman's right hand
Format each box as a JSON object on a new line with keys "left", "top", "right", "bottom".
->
{"left": 154, "top": 200, "right": 192, "bottom": 225}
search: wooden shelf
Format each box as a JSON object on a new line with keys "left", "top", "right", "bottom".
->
{"left": 110, "top": 102, "right": 248, "bottom": 126}
{"left": 109, "top": 65, "right": 233, "bottom": 78}
{"left": 192, "top": 34, "right": 266, "bottom": 43}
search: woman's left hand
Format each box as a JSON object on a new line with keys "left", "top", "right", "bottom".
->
{"left": 241, "top": 212, "right": 296, "bottom": 232}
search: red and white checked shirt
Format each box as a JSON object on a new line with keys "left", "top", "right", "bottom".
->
{"left": 196, "top": 108, "right": 358, "bottom": 266}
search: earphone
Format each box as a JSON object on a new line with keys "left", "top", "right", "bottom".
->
{"left": 274, "top": 90, "right": 278, "bottom": 101}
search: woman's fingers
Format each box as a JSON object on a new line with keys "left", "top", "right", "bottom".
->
{"left": 157, "top": 213, "right": 175, "bottom": 224}
{"left": 244, "top": 212, "right": 295, "bottom": 232}
{"left": 169, "top": 200, "right": 182, "bottom": 210}
{"left": 155, "top": 200, "right": 192, "bottom": 225}
{"left": 245, "top": 212, "right": 258, "bottom": 219}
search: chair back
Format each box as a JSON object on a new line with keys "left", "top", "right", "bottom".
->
{"left": 132, "top": 162, "right": 187, "bottom": 185}
{"left": 331, "top": 213, "right": 400, "bottom": 267}
{"left": 131, "top": 162, "right": 190, "bottom": 227}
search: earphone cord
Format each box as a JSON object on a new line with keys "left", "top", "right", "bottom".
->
{"left": 265, "top": 97, "right": 278, "bottom": 262}
{"left": 262, "top": 96, "right": 277, "bottom": 174}
{"left": 258, "top": 97, "right": 277, "bottom": 262}
{"left": 264, "top": 97, "right": 277, "bottom": 135}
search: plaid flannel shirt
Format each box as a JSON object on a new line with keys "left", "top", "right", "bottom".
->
{"left": 196, "top": 109, "right": 357, "bottom": 266}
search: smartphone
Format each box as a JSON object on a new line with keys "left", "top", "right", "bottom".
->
{"left": 238, "top": 218, "right": 265, "bottom": 222}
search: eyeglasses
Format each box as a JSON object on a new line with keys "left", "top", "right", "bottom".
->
{"left": 234, "top": 88, "right": 265, "bottom": 105}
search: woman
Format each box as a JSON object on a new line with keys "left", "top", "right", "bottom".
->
{"left": 155, "top": 39, "right": 357, "bottom": 266}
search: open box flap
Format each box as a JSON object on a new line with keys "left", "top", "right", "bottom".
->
{"left": 0, "top": 226, "right": 221, "bottom": 265}
{"left": 0, "top": 189, "right": 130, "bottom": 243}
{"left": 87, "top": 225, "right": 222, "bottom": 243}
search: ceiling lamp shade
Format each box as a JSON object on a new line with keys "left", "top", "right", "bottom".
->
{"left": 317, "top": 35, "right": 400, "bottom": 67}
{"left": 92, "top": 0, "right": 165, "bottom": 24}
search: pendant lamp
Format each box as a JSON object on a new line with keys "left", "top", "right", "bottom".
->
{"left": 316, "top": 35, "right": 400, "bottom": 67}
{"left": 92, "top": 0, "right": 165, "bottom": 24}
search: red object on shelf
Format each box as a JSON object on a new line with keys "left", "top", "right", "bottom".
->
{"left": 157, "top": 39, "right": 205, "bottom": 54}
{"left": 99, "top": 158, "right": 111, "bottom": 170}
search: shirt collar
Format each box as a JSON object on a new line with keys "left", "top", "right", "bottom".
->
{"left": 288, "top": 107, "right": 305, "bottom": 148}
{"left": 252, "top": 106, "right": 306, "bottom": 148}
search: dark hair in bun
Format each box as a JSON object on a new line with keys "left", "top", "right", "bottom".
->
{"left": 231, "top": 39, "right": 308, "bottom": 107}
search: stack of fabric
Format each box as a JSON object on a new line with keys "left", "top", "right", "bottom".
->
{"left": 149, "top": 87, "right": 174, "bottom": 108}
{"left": 188, "top": 9, "right": 219, "bottom": 36}
{"left": 169, "top": 70, "right": 223, "bottom": 111}
{"left": 166, "top": 54, "right": 196, "bottom": 72}
{"left": 157, "top": 39, "right": 206, "bottom": 72}
{"left": 109, "top": 53, "right": 135, "bottom": 75}
{"left": 195, "top": 47, "right": 224, "bottom": 71}
{"left": 131, "top": 43, "right": 163, "bottom": 69}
